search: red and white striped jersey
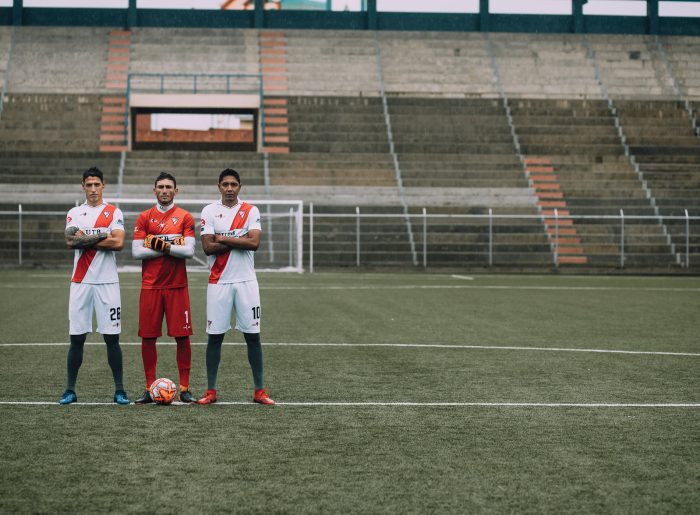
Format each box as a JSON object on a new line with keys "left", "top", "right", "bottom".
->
{"left": 200, "top": 200, "right": 261, "bottom": 284}
{"left": 66, "top": 201, "right": 125, "bottom": 284}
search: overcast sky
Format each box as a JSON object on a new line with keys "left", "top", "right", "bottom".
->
{"left": 5, "top": 0, "right": 700, "bottom": 17}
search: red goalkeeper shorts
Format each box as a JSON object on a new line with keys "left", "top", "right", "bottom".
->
{"left": 138, "top": 287, "right": 193, "bottom": 338}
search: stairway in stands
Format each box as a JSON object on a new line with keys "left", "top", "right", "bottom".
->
{"left": 99, "top": 29, "right": 131, "bottom": 152}
{"left": 259, "top": 31, "right": 289, "bottom": 154}
{"left": 525, "top": 156, "right": 587, "bottom": 265}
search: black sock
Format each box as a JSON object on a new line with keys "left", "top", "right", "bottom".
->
{"left": 244, "top": 332, "right": 264, "bottom": 390}
{"left": 66, "top": 333, "right": 87, "bottom": 391}
{"left": 206, "top": 333, "right": 225, "bottom": 390}
{"left": 103, "top": 334, "right": 124, "bottom": 392}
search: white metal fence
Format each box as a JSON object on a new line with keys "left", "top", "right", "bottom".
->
{"left": 1, "top": 204, "right": 698, "bottom": 270}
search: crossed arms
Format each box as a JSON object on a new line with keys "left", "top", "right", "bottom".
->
{"left": 201, "top": 230, "right": 261, "bottom": 256}
{"left": 65, "top": 226, "right": 124, "bottom": 251}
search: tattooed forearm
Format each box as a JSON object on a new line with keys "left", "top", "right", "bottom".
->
{"left": 65, "top": 226, "right": 108, "bottom": 249}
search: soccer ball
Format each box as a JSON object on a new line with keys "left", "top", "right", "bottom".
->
{"left": 149, "top": 377, "right": 177, "bottom": 405}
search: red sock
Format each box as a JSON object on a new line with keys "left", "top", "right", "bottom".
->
{"left": 141, "top": 338, "right": 158, "bottom": 388}
{"left": 176, "top": 336, "right": 191, "bottom": 389}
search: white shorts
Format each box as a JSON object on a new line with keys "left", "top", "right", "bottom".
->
{"left": 206, "top": 280, "right": 261, "bottom": 335}
{"left": 69, "top": 282, "right": 122, "bottom": 335}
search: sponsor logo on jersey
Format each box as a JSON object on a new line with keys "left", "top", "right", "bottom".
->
{"left": 216, "top": 213, "right": 224, "bottom": 219}
{"left": 66, "top": 216, "right": 72, "bottom": 223}
{"left": 200, "top": 219, "right": 206, "bottom": 227}
{"left": 207, "top": 320, "right": 212, "bottom": 329}
{"left": 171, "top": 217, "right": 179, "bottom": 225}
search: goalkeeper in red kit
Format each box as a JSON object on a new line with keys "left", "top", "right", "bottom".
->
{"left": 132, "top": 172, "right": 198, "bottom": 403}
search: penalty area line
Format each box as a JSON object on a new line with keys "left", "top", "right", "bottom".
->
{"left": 0, "top": 401, "right": 699, "bottom": 408}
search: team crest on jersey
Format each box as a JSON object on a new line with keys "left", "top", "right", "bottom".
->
{"left": 102, "top": 211, "right": 110, "bottom": 218}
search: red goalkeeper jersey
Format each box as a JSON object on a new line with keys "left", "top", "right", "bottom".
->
{"left": 134, "top": 205, "right": 196, "bottom": 289}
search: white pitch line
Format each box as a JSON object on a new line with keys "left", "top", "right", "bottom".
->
{"left": 0, "top": 401, "right": 698, "bottom": 408}
{"left": 2, "top": 284, "right": 700, "bottom": 292}
{"left": 451, "top": 274, "right": 474, "bottom": 280}
{"left": 1, "top": 342, "right": 698, "bottom": 357}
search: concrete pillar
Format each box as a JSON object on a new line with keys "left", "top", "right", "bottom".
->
{"left": 367, "top": 0, "right": 377, "bottom": 30}
{"left": 573, "top": 0, "right": 585, "bottom": 33}
{"left": 127, "top": 0, "right": 137, "bottom": 29}
{"left": 648, "top": 0, "right": 659, "bottom": 35}
{"left": 254, "top": 0, "right": 264, "bottom": 29}
{"left": 12, "top": 0, "right": 22, "bottom": 26}
{"left": 479, "top": 0, "right": 489, "bottom": 32}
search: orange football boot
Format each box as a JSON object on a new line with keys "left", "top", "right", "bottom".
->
{"left": 197, "top": 389, "right": 217, "bottom": 405}
{"left": 253, "top": 389, "right": 275, "bottom": 405}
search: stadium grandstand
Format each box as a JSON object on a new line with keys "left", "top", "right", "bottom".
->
{"left": 1, "top": 0, "right": 699, "bottom": 271}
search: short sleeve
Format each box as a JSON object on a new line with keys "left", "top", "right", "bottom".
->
{"left": 66, "top": 208, "right": 78, "bottom": 229}
{"left": 200, "top": 206, "right": 215, "bottom": 236}
{"left": 133, "top": 212, "right": 147, "bottom": 240}
{"left": 183, "top": 212, "right": 196, "bottom": 238}
{"left": 111, "top": 208, "right": 125, "bottom": 233}
{"left": 248, "top": 206, "right": 262, "bottom": 232}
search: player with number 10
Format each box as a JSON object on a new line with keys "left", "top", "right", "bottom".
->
{"left": 197, "top": 169, "right": 274, "bottom": 406}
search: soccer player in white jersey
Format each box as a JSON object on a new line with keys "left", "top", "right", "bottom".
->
{"left": 197, "top": 169, "right": 274, "bottom": 405}
{"left": 59, "top": 168, "right": 129, "bottom": 405}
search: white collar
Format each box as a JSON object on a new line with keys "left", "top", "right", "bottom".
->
{"left": 156, "top": 203, "right": 174, "bottom": 213}
{"left": 217, "top": 200, "right": 241, "bottom": 209}
{"left": 82, "top": 201, "right": 107, "bottom": 208}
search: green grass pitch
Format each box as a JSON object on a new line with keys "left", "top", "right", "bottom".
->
{"left": 0, "top": 270, "right": 699, "bottom": 513}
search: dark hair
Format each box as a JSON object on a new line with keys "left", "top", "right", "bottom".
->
{"left": 219, "top": 168, "right": 241, "bottom": 185}
{"left": 155, "top": 171, "right": 177, "bottom": 188}
{"left": 82, "top": 167, "right": 103, "bottom": 183}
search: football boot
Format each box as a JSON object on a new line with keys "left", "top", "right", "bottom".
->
{"left": 197, "top": 389, "right": 217, "bottom": 405}
{"left": 253, "top": 389, "right": 275, "bottom": 406}
{"left": 179, "top": 389, "right": 197, "bottom": 403}
{"left": 113, "top": 390, "right": 130, "bottom": 405}
{"left": 58, "top": 390, "right": 77, "bottom": 405}
{"left": 134, "top": 389, "right": 154, "bottom": 404}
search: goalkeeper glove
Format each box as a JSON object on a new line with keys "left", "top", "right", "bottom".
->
{"left": 144, "top": 234, "right": 170, "bottom": 253}
{"left": 172, "top": 236, "right": 185, "bottom": 245}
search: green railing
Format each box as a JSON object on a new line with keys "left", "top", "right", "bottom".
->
{"left": 125, "top": 72, "right": 264, "bottom": 148}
